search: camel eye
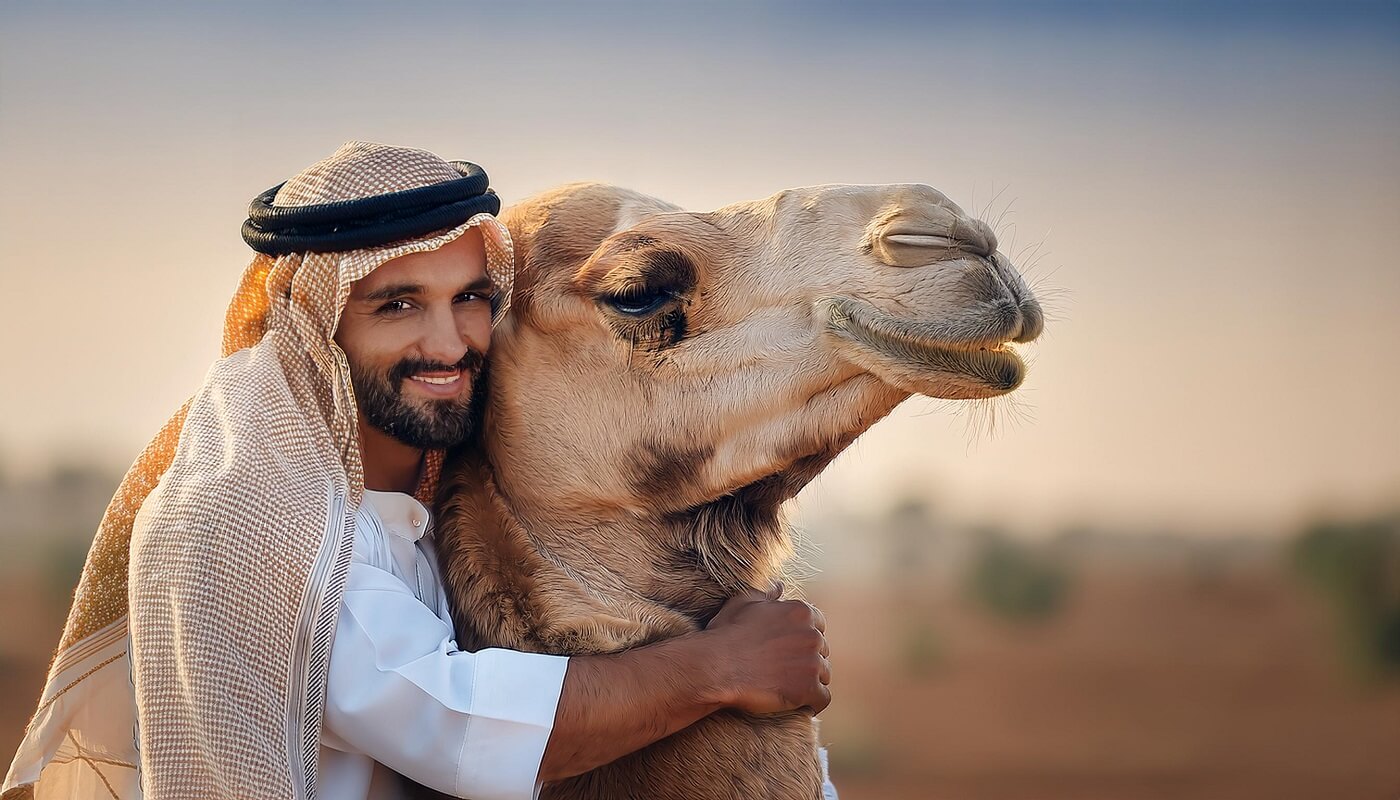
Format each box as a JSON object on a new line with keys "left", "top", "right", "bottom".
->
{"left": 883, "top": 233, "right": 958, "bottom": 249}
{"left": 604, "top": 288, "right": 672, "bottom": 316}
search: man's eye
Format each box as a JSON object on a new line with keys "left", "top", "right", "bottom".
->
{"left": 456, "top": 292, "right": 491, "bottom": 305}
{"left": 377, "top": 300, "right": 413, "bottom": 315}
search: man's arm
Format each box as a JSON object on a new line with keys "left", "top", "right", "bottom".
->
{"left": 323, "top": 563, "right": 829, "bottom": 798}
{"left": 323, "top": 560, "right": 569, "bottom": 800}
{"left": 539, "top": 583, "right": 831, "bottom": 782}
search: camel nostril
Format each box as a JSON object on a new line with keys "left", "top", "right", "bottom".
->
{"left": 1015, "top": 300, "right": 1044, "bottom": 343}
{"left": 989, "top": 297, "right": 1018, "bottom": 328}
{"left": 984, "top": 297, "right": 1031, "bottom": 343}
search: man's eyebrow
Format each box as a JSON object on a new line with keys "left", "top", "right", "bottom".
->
{"left": 461, "top": 276, "right": 497, "bottom": 294}
{"left": 358, "top": 277, "right": 497, "bottom": 303}
{"left": 360, "top": 283, "right": 424, "bottom": 302}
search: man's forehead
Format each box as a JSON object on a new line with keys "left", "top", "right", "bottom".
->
{"left": 353, "top": 229, "right": 489, "bottom": 294}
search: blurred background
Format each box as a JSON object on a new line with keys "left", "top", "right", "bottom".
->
{"left": 2, "top": 1, "right": 1397, "bottom": 798}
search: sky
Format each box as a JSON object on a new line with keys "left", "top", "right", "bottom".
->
{"left": 1, "top": 1, "right": 1397, "bottom": 534}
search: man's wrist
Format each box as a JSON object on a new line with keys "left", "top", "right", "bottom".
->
{"left": 672, "top": 628, "right": 735, "bottom": 712}
{"left": 541, "top": 629, "right": 735, "bottom": 781}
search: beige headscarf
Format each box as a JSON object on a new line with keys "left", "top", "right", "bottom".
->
{"left": 3, "top": 142, "right": 514, "bottom": 800}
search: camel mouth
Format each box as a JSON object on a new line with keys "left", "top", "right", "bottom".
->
{"left": 819, "top": 296, "right": 1026, "bottom": 400}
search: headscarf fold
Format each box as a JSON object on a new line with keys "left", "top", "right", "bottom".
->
{"left": 4, "top": 141, "right": 514, "bottom": 800}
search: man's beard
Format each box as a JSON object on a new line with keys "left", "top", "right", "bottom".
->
{"left": 349, "top": 348, "right": 488, "bottom": 449}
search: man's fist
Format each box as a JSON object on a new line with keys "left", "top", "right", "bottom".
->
{"left": 704, "top": 582, "right": 831, "bottom": 716}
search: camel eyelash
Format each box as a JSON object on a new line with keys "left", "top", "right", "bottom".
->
{"left": 600, "top": 286, "right": 677, "bottom": 317}
{"left": 606, "top": 301, "right": 689, "bottom": 352}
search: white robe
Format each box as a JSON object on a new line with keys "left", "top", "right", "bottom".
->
{"left": 6, "top": 488, "right": 837, "bottom": 800}
{"left": 318, "top": 490, "right": 568, "bottom": 800}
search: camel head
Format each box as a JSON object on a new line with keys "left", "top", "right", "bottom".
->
{"left": 485, "top": 181, "right": 1043, "bottom": 533}
{"left": 427, "top": 181, "right": 1046, "bottom": 794}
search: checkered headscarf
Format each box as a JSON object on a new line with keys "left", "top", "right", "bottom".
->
{"left": 4, "top": 142, "right": 514, "bottom": 800}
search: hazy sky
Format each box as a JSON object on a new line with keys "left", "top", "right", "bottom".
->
{"left": 2, "top": 2, "right": 1397, "bottom": 533}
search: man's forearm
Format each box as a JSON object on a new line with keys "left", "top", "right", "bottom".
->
{"left": 537, "top": 586, "right": 831, "bottom": 785}
{"left": 538, "top": 630, "right": 726, "bottom": 783}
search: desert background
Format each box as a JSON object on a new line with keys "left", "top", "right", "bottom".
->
{"left": 2, "top": 2, "right": 1397, "bottom": 798}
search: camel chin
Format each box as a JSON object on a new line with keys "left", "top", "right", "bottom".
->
{"left": 819, "top": 295, "right": 1028, "bottom": 400}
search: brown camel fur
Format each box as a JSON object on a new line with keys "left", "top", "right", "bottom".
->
{"left": 433, "top": 182, "right": 1044, "bottom": 799}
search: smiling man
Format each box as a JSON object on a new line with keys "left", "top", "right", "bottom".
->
{"left": 4, "top": 142, "right": 834, "bottom": 800}
{"left": 335, "top": 229, "right": 495, "bottom": 487}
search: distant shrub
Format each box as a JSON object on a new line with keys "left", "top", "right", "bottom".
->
{"left": 897, "top": 620, "right": 946, "bottom": 678}
{"left": 966, "top": 536, "right": 1070, "bottom": 623}
{"left": 882, "top": 496, "right": 938, "bottom": 580}
{"left": 44, "top": 536, "right": 89, "bottom": 606}
{"left": 1292, "top": 514, "right": 1400, "bottom": 678}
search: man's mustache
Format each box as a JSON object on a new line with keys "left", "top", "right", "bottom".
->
{"left": 388, "top": 348, "right": 486, "bottom": 386}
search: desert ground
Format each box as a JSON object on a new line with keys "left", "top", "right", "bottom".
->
{"left": 5, "top": 524, "right": 1397, "bottom": 800}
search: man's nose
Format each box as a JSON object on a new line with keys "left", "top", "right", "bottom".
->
{"left": 420, "top": 307, "right": 468, "bottom": 366}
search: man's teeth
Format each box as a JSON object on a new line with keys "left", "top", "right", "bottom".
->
{"left": 410, "top": 373, "right": 460, "bottom": 385}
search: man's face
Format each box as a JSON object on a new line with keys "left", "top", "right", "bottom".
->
{"left": 334, "top": 228, "right": 495, "bottom": 449}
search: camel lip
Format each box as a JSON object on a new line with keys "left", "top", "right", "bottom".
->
{"left": 818, "top": 296, "right": 1026, "bottom": 397}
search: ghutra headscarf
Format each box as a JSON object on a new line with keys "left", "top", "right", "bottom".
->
{"left": 4, "top": 141, "right": 514, "bottom": 800}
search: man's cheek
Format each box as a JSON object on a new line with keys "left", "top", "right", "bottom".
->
{"left": 468, "top": 315, "right": 492, "bottom": 354}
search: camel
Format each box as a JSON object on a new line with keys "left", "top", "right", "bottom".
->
{"left": 433, "top": 181, "right": 1043, "bottom": 799}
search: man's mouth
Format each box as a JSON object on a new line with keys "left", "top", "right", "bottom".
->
{"left": 405, "top": 368, "right": 468, "bottom": 398}
{"left": 389, "top": 350, "right": 484, "bottom": 401}
{"left": 409, "top": 371, "right": 461, "bottom": 386}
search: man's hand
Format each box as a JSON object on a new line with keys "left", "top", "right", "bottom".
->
{"left": 704, "top": 582, "right": 832, "bottom": 716}
{"left": 540, "top": 582, "right": 833, "bottom": 782}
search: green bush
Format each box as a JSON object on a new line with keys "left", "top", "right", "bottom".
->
{"left": 897, "top": 620, "right": 947, "bottom": 678}
{"left": 1292, "top": 514, "right": 1400, "bottom": 678}
{"left": 44, "top": 536, "right": 89, "bottom": 606}
{"left": 966, "top": 536, "right": 1070, "bottom": 623}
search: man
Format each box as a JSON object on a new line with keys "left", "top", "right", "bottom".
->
{"left": 4, "top": 142, "right": 833, "bottom": 800}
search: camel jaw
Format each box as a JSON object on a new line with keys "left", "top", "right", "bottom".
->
{"left": 819, "top": 296, "right": 1026, "bottom": 400}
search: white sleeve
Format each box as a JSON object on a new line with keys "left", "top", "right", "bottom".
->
{"left": 819, "top": 746, "right": 839, "bottom": 799}
{"left": 322, "top": 559, "right": 569, "bottom": 800}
